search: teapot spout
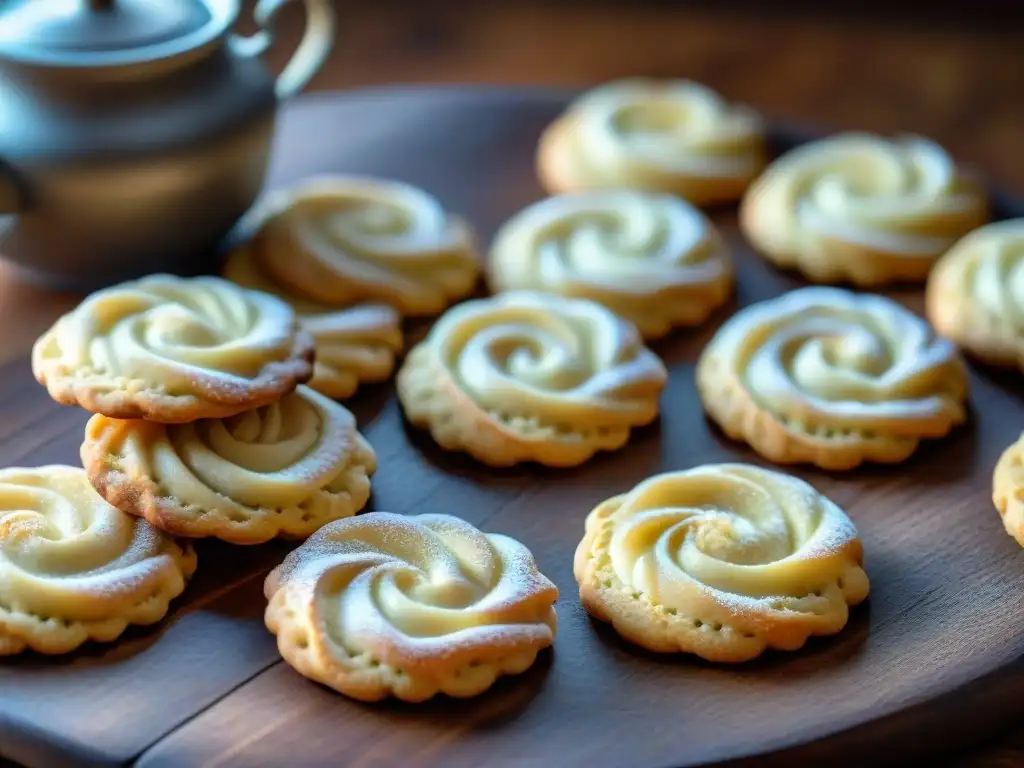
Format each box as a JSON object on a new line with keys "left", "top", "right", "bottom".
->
{"left": 0, "top": 161, "right": 23, "bottom": 214}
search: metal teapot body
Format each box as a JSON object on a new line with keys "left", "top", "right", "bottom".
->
{"left": 0, "top": 0, "right": 334, "bottom": 289}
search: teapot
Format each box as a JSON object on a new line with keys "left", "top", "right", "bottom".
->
{"left": 0, "top": 0, "right": 335, "bottom": 289}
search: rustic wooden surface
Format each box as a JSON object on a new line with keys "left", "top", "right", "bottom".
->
{"left": 2, "top": 88, "right": 1024, "bottom": 767}
{"left": 3, "top": 3, "right": 1024, "bottom": 765}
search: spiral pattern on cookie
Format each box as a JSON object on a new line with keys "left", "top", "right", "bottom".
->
{"left": 32, "top": 274, "right": 314, "bottom": 422}
{"left": 539, "top": 78, "right": 765, "bottom": 204}
{"left": 83, "top": 386, "right": 376, "bottom": 545}
{"left": 488, "top": 191, "right": 732, "bottom": 337}
{"left": 0, "top": 466, "right": 196, "bottom": 655}
{"left": 252, "top": 176, "right": 479, "bottom": 316}
{"left": 397, "top": 291, "right": 667, "bottom": 466}
{"left": 264, "top": 512, "right": 558, "bottom": 702}
{"left": 573, "top": 464, "right": 868, "bottom": 661}
{"left": 697, "top": 287, "right": 967, "bottom": 469}
{"left": 926, "top": 218, "right": 1024, "bottom": 368}
{"left": 740, "top": 133, "right": 988, "bottom": 284}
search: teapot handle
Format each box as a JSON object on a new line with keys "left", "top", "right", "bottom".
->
{"left": 231, "top": 0, "right": 336, "bottom": 101}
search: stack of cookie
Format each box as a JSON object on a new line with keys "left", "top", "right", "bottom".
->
{"left": 0, "top": 176, "right": 571, "bottom": 703}
{"left": 2, "top": 271, "right": 380, "bottom": 657}
{"left": 220, "top": 174, "right": 479, "bottom": 399}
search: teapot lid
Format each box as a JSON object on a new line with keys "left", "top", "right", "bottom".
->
{"left": 0, "top": 0, "right": 238, "bottom": 68}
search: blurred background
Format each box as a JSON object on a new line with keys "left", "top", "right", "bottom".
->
{"left": 244, "top": 0, "right": 1024, "bottom": 190}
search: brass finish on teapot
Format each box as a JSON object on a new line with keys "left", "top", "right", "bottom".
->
{"left": 0, "top": 0, "right": 335, "bottom": 288}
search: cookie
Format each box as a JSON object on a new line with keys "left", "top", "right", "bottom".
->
{"left": 740, "top": 132, "right": 988, "bottom": 285}
{"left": 537, "top": 78, "right": 765, "bottom": 205}
{"left": 574, "top": 464, "right": 869, "bottom": 662}
{"left": 488, "top": 190, "right": 732, "bottom": 338}
{"left": 573, "top": 466, "right": 868, "bottom": 663}
{"left": 696, "top": 286, "right": 968, "bottom": 470}
{"left": 264, "top": 511, "right": 558, "bottom": 702}
{"left": 32, "top": 274, "right": 315, "bottom": 423}
{"left": 82, "top": 386, "right": 376, "bottom": 545}
{"left": 396, "top": 290, "right": 667, "bottom": 467}
{"left": 993, "top": 433, "right": 1024, "bottom": 548}
{"left": 926, "top": 218, "right": 1024, "bottom": 370}
{"left": 249, "top": 176, "right": 479, "bottom": 316}
{"left": 224, "top": 246, "right": 403, "bottom": 399}
{"left": 0, "top": 465, "right": 196, "bottom": 655}
{"left": 222, "top": 242, "right": 326, "bottom": 314}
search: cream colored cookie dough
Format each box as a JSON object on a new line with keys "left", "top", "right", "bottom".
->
{"left": 265, "top": 511, "right": 558, "bottom": 702}
{"left": 740, "top": 132, "right": 988, "bottom": 285}
{"left": 32, "top": 274, "right": 314, "bottom": 423}
{"left": 222, "top": 242, "right": 326, "bottom": 314}
{"left": 82, "top": 386, "right": 376, "bottom": 545}
{"left": 926, "top": 218, "right": 1024, "bottom": 369}
{"left": 574, "top": 464, "right": 869, "bottom": 662}
{"left": 537, "top": 78, "right": 765, "bottom": 205}
{"left": 396, "top": 290, "right": 667, "bottom": 467}
{"left": 488, "top": 190, "right": 732, "bottom": 338}
{"left": 250, "top": 176, "right": 480, "bottom": 316}
{"left": 993, "top": 432, "right": 1024, "bottom": 548}
{"left": 696, "top": 286, "right": 968, "bottom": 470}
{"left": 0, "top": 466, "right": 196, "bottom": 655}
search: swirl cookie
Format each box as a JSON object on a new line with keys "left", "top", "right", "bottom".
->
{"left": 32, "top": 274, "right": 315, "bottom": 423}
{"left": 0, "top": 466, "right": 196, "bottom": 655}
{"left": 696, "top": 287, "right": 968, "bottom": 470}
{"left": 537, "top": 78, "right": 765, "bottom": 205}
{"left": 265, "top": 512, "right": 558, "bottom": 702}
{"left": 740, "top": 133, "right": 988, "bottom": 285}
{"left": 488, "top": 191, "right": 732, "bottom": 338}
{"left": 250, "top": 176, "right": 480, "bottom": 316}
{"left": 224, "top": 247, "right": 403, "bottom": 399}
{"left": 82, "top": 386, "right": 376, "bottom": 545}
{"left": 926, "top": 219, "right": 1024, "bottom": 370}
{"left": 397, "top": 291, "right": 667, "bottom": 467}
{"left": 222, "top": 242, "right": 326, "bottom": 315}
{"left": 993, "top": 433, "right": 1024, "bottom": 548}
{"left": 574, "top": 464, "right": 869, "bottom": 662}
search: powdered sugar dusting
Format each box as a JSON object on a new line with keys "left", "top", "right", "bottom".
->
{"left": 33, "top": 274, "right": 314, "bottom": 419}
{"left": 426, "top": 290, "right": 666, "bottom": 431}
{"left": 0, "top": 465, "right": 193, "bottom": 624}
{"left": 707, "top": 286, "right": 967, "bottom": 435}
{"left": 590, "top": 463, "right": 866, "bottom": 620}
{"left": 269, "top": 511, "right": 557, "bottom": 669}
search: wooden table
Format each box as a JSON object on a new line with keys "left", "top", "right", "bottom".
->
{"left": 4, "top": 3, "right": 1024, "bottom": 764}
{"left": 2, "top": 86, "right": 1024, "bottom": 767}
{"left": 309, "top": 27, "right": 1024, "bottom": 768}
{"left": 196, "top": 24, "right": 1024, "bottom": 768}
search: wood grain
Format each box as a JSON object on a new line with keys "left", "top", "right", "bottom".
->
{"left": 3, "top": 89, "right": 1024, "bottom": 767}
{"left": 2, "top": 2, "right": 1024, "bottom": 764}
